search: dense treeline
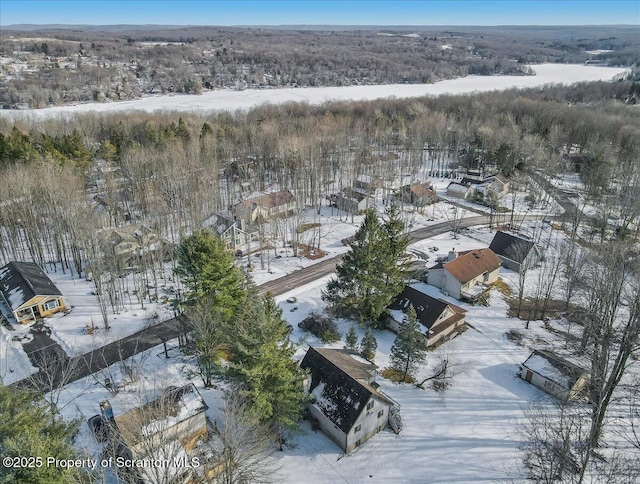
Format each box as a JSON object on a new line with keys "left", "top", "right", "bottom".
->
{"left": 2, "top": 25, "right": 638, "bottom": 107}
{"left": 0, "top": 80, "right": 638, "bottom": 276}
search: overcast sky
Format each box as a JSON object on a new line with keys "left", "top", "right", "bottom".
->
{"left": 1, "top": 0, "right": 638, "bottom": 26}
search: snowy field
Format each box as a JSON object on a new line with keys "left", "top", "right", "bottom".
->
{"left": 0, "top": 64, "right": 628, "bottom": 120}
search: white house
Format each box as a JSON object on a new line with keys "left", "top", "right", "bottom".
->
{"left": 519, "top": 350, "right": 590, "bottom": 401}
{"left": 426, "top": 248, "right": 501, "bottom": 303}
{"left": 300, "top": 347, "right": 400, "bottom": 453}
{"left": 489, "top": 230, "right": 544, "bottom": 273}
{"left": 461, "top": 173, "right": 510, "bottom": 199}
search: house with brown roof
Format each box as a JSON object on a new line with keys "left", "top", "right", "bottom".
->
{"left": 234, "top": 189, "right": 297, "bottom": 223}
{"left": 397, "top": 183, "right": 437, "bottom": 207}
{"left": 387, "top": 284, "right": 467, "bottom": 347}
{"left": 300, "top": 347, "right": 401, "bottom": 453}
{"left": 426, "top": 248, "right": 501, "bottom": 303}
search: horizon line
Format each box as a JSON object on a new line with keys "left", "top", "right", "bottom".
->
{"left": 3, "top": 23, "right": 638, "bottom": 28}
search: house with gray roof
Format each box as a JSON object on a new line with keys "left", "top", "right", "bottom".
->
{"left": 489, "top": 231, "right": 544, "bottom": 273}
{"left": 300, "top": 347, "right": 400, "bottom": 452}
{"left": 0, "top": 261, "right": 66, "bottom": 324}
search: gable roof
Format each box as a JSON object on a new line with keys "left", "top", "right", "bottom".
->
{"left": 444, "top": 248, "right": 501, "bottom": 284}
{"left": 403, "top": 183, "right": 435, "bottom": 198}
{"left": 0, "top": 261, "right": 62, "bottom": 310}
{"left": 522, "top": 350, "right": 589, "bottom": 389}
{"left": 389, "top": 285, "right": 466, "bottom": 330}
{"left": 447, "top": 182, "right": 472, "bottom": 194}
{"left": 489, "top": 231, "right": 536, "bottom": 263}
{"left": 337, "top": 188, "right": 370, "bottom": 203}
{"left": 300, "top": 347, "right": 390, "bottom": 434}
{"left": 237, "top": 189, "right": 296, "bottom": 211}
{"left": 113, "top": 383, "right": 208, "bottom": 449}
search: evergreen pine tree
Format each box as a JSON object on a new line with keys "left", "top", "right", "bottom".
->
{"left": 359, "top": 328, "right": 378, "bottom": 362}
{"left": 344, "top": 325, "right": 358, "bottom": 350}
{"left": 175, "top": 229, "right": 246, "bottom": 313}
{"left": 0, "top": 386, "right": 92, "bottom": 483}
{"left": 227, "top": 294, "right": 306, "bottom": 448}
{"left": 389, "top": 305, "right": 428, "bottom": 382}
{"left": 323, "top": 208, "right": 408, "bottom": 326}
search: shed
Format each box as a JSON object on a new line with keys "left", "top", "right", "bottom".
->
{"left": 519, "top": 350, "right": 590, "bottom": 401}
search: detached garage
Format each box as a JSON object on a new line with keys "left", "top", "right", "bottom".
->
{"left": 519, "top": 349, "right": 590, "bottom": 401}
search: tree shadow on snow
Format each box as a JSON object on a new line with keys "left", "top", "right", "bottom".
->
{"left": 477, "top": 363, "right": 538, "bottom": 400}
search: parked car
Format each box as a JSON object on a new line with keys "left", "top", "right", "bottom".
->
{"left": 286, "top": 297, "right": 297, "bottom": 303}
{"left": 87, "top": 415, "right": 110, "bottom": 443}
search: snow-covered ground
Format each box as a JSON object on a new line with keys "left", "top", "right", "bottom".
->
{"left": 1, "top": 64, "right": 628, "bottom": 120}
{"left": 0, "top": 322, "right": 38, "bottom": 385}
{"left": 36, "top": 268, "right": 174, "bottom": 358}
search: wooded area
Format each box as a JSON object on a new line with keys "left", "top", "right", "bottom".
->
{"left": 2, "top": 24, "right": 639, "bottom": 107}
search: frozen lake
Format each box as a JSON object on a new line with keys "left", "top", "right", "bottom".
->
{"left": 1, "top": 63, "right": 628, "bottom": 120}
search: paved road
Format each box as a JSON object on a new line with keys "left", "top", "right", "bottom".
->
{"left": 529, "top": 171, "right": 579, "bottom": 220}
{"left": 257, "top": 218, "right": 493, "bottom": 298}
{"left": 12, "top": 317, "right": 187, "bottom": 391}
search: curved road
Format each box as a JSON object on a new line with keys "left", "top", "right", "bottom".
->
{"left": 257, "top": 213, "right": 554, "bottom": 297}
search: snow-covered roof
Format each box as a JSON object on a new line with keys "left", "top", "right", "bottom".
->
{"left": 0, "top": 261, "right": 62, "bottom": 310}
{"left": 113, "top": 383, "right": 208, "bottom": 449}
{"left": 301, "top": 347, "right": 392, "bottom": 434}
{"left": 522, "top": 350, "right": 589, "bottom": 389}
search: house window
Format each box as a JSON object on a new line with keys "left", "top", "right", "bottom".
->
{"left": 354, "top": 424, "right": 361, "bottom": 433}
{"left": 355, "top": 439, "right": 361, "bottom": 447}
{"left": 366, "top": 401, "right": 374, "bottom": 411}
{"left": 43, "top": 299, "right": 60, "bottom": 311}
{"left": 377, "top": 410, "right": 384, "bottom": 418}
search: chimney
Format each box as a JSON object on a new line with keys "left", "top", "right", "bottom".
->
{"left": 447, "top": 248, "right": 457, "bottom": 262}
{"left": 100, "top": 399, "right": 114, "bottom": 420}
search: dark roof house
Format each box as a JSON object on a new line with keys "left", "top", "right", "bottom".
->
{"left": 0, "top": 261, "right": 66, "bottom": 323}
{"left": 300, "top": 347, "right": 396, "bottom": 452}
{"left": 489, "top": 231, "right": 543, "bottom": 272}
{"left": 388, "top": 285, "right": 467, "bottom": 346}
